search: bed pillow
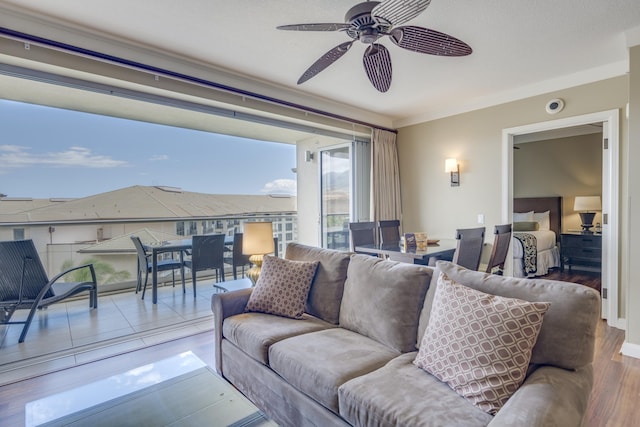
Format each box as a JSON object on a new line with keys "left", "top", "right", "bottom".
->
{"left": 414, "top": 272, "right": 550, "bottom": 414}
{"left": 513, "top": 221, "right": 539, "bottom": 232}
{"left": 245, "top": 255, "right": 319, "bottom": 319}
{"left": 533, "top": 210, "right": 550, "bottom": 230}
{"left": 513, "top": 211, "right": 534, "bottom": 222}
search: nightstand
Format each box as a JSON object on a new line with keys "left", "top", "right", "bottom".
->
{"left": 560, "top": 232, "right": 602, "bottom": 272}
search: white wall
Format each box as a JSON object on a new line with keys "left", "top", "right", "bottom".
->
{"left": 296, "top": 135, "right": 356, "bottom": 247}
{"left": 625, "top": 45, "right": 640, "bottom": 352}
{"left": 397, "top": 75, "right": 629, "bottom": 320}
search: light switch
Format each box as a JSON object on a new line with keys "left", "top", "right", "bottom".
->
{"left": 477, "top": 214, "right": 485, "bottom": 224}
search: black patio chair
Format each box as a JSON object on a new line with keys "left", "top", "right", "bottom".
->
{"left": 349, "top": 221, "right": 376, "bottom": 254}
{"left": 131, "top": 235, "right": 185, "bottom": 300}
{"left": 378, "top": 219, "right": 401, "bottom": 245}
{"left": 224, "top": 232, "right": 251, "bottom": 280}
{"left": 485, "top": 224, "right": 512, "bottom": 275}
{"left": 184, "top": 234, "right": 227, "bottom": 296}
{"left": 452, "top": 227, "right": 486, "bottom": 271}
{"left": 0, "top": 239, "right": 98, "bottom": 343}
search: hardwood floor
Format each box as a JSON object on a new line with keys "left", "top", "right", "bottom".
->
{"left": 1, "top": 271, "right": 636, "bottom": 426}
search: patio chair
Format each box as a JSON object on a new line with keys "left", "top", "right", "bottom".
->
{"left": 349, "top": 221, "right": 376, "bottom": 254}
{"left": 224, "top": 233, "right": 251, "bottom": 280}
{"left": 131, "top": 235, "right": 184, "bottom": 299}
{"left": 378, "top": 219, "right": 401, "bottom": 245}
{"left": 0, "top": 239, "right": 98, "bottom": 343}
{"left": 452, "top": 227, "right": 486, "bottom": 271}
{"left": 485, "top": 224, "right": 512, "bottom": 275}
{"left": 184, "top": 234, "right": 226, "bottom": 296}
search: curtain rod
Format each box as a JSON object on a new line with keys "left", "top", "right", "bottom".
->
{"left": 0, "top": 26, "right": 397, "bottom": 134}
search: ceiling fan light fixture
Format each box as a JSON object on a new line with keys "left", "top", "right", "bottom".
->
{"left": 278, "top": 0, "right": 471, "bottom": 91}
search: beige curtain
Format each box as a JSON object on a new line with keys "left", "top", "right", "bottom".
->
{"left": 371, "top": 128, "right": 402, "bottom": 227}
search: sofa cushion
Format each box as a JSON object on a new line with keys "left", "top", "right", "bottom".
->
{"left": 426, "top": 261, "right": 600, "bottom": 370}
{"left": 339, "top": 352, "right": 493, "bottom": 427}
{"left": 245, "top": 255, "right": 318, "bottom": 319}
{"left": 223, "top": 312, "right": 335, "bottom": 365}
{"left": 269, "top": 328, "right": 400, "bottom": 414}
{"left": 286, "top": 242, "right": 351, "bottom": 324}
{"left": 414, "top": 272, "right": 549, "bottom": 414}
{"left": 339, "top": 254, "right": 432, "bottom": 353}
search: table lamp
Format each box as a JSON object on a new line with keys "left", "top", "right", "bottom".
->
{"left": 574, "top": 196, "right": 601, "bottom": 233}
{"left": 242, "top": 222, "right": 274, "bottom": 285}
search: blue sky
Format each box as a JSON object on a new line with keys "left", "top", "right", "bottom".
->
{"left": 0, "top": 100, "right": 297, "bottom": 199}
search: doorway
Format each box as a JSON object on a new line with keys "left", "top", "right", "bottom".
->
{"left": 502, "top": 109, "right": 620, "bottom": 328}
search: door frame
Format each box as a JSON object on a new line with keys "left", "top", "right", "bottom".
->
{"left": 502, "top": 109, "right": 621, "bottom": 328}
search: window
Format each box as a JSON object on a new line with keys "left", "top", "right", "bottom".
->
{"left": 188, "top": 221, "right": 198, "bottom": 235}
{"left": 13, "top": 228, "right": 25, "bottom": 240}
{"left": 176, "top": 222, "right": 185, "bottom": 236}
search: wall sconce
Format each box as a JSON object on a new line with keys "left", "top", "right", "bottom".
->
{"left": 445, "top": 158, "right": 460, "bottom": 187}
{"left": 305, "top": 150, "right": 315, "bottom": 162}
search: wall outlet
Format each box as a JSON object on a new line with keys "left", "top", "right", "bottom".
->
{"left": 477, "top": 214, "right": 485, "bottom": 224}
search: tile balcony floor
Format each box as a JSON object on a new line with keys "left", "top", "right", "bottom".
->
{"left": 0, "top": 277, "right": 251, "bottom": 386}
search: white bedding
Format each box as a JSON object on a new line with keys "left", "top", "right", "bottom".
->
{"left": 512, "top": 230, "right": 560, "bottom": 277}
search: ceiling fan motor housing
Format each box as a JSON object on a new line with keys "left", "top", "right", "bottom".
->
{"left": 345, "top": 2, "right": 380, "bottom": 24}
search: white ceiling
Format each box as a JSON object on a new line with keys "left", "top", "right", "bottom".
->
{"left": 1, "top": 0, "right": 640, "bottom": 128}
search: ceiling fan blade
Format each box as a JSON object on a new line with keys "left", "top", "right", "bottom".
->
{"left": 372, "top": 0, "right": 431, "bottom": 27}
{"left": 363, "top": 44, "right": 392, "bottom": 93}
{"left": 277, "top": 23, "right": 350, "bottom": 31}
{"left": 297, "top": 41, "right": 354, "bottom": 85}
{"left": 390, "top": 26, "right": 472, "bottom": 56}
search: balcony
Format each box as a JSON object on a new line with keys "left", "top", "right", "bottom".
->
{"left": 0, "top": 276, "right": 250, "bottom": 386}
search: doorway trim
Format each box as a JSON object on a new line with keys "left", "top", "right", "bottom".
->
{"left": 502, "top": 109, "right": 621, "bottom": 329}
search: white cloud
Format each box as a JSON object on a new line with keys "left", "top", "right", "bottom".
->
{"left": 149, "top": 154, "right": 169, "bottom": 161}
{"left": 261, "top": 179, "right": 297, "bottom": 195}
{"left": 0, "top": 145, "right": 128, "bottom": 168}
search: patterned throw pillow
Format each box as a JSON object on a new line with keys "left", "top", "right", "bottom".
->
{"left": 245, "top": 255, "right": 319, "bottom": 319}
{"left": 414, "top": 272, "right": 550, "bottom": 414}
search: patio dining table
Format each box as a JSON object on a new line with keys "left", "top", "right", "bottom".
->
{"left": 355, "top": 238, "right": 457, "bottom": 265}
{"left": 145, "top": 236, "right": 233, "bottom": 304}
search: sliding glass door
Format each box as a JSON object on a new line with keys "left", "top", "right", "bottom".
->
{"left": 319, "top": 141, "right": 370, "bottom": 250}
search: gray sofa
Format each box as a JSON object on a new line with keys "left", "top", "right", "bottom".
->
{"left": 211, "top": 243, "right": 600, "bottom": 427}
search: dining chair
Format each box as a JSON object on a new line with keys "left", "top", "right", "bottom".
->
{"left": 0, "top": 239, "right": 98, "bottom": 343}
{"left": 224, "top": 232, "right": 251, "bottom": 279}
{"left": 452, "top": 227, "right": 486, "bottom": 270}
{"left": 131, "top": 235, "right": 185, "bottom": 299}
{"left": 485, "top": 224, "right": 512, "bottom": 275}
{"left": 184, "top": 234, "right": 226, "bottom": 296}
{"left": 378, "top": 220, "right": 401, "bottom": 245}
{"left": 348, "top": 221, "right": 376, "bottom": 253}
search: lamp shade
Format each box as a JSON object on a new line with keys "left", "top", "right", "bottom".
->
{"left": 445, "top": 158, "right": 458, "bottom": 173}
{"left": 242, "top": 222, "right": 274, "bottom": 255}
{"left": 574, "top": 196, "right": 601, "bottom": 212}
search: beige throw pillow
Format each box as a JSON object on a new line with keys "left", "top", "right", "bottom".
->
{"left": 414, "top": 272, "right": 550, "bottom": 414}
{"left": 245, "top": 255, "right": 319, "bottom": 319}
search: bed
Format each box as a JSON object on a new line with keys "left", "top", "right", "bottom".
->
{"left": 512, "top": 197, "right": 562, "bottom": 278}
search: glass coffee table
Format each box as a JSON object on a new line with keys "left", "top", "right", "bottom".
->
{"left": 25, "top": 351, "right": 276, "bottom": 426}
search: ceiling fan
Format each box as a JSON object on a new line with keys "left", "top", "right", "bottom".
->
{"left": 277, "top": 0, "right": 472, "bottom": 93}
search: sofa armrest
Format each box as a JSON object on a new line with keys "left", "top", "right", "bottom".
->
{"left": 211, "top": 288, "right": 252, "bottom": 375}
{"left": 488, "top": 364, "right": 593, "bottom": 427}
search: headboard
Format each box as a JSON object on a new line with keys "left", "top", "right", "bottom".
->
{"left": 514, "top": 197, "right": 562, "bottom": 239}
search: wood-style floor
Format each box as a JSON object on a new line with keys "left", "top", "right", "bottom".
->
{"left": 1, "top": 273, "right": 637, "bottom": 426}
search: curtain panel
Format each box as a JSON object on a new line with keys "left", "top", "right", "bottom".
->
{"left": 371, "top": 128, "right": 402, "bottom": 228}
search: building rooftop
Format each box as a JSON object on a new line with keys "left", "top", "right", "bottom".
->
{"left": 0, "top": 185, "right": 296, "bottom": 225}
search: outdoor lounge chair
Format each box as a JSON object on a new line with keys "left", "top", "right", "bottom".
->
{"left": 0, "top": 239, "right": 98, "bottom": 343}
